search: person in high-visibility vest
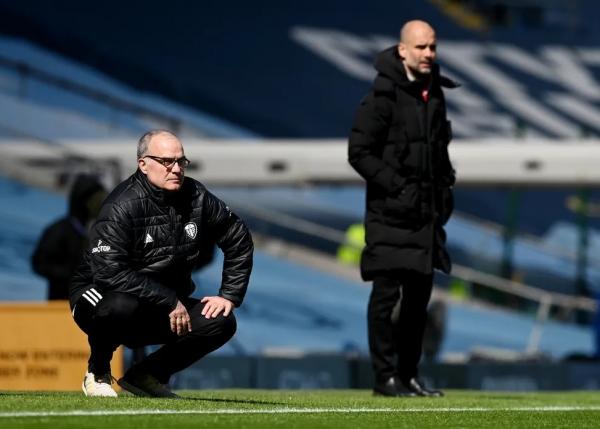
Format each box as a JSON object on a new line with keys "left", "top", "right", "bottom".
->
{"left": 337, "top": 223, "right": 365, "bottom": 265}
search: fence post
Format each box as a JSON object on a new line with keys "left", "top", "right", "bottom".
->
{"left": 526, "top": 294, "right": 552, "bottom": 354}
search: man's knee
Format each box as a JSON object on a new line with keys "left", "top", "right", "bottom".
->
{"left": 194, "top": 312, "right": 237, "bottom": 340}
{"left": 221, "top": 313, "right": 237, "bottom": 339}
{"left": 212, "top": 313, "right": 237, "bottom": 340}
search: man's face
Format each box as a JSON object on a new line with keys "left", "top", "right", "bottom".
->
{"left": 398, "top": 23, "right": 437, "bottom": 79}
{"left": 138, "top": 133, "right": 186, "bottom": 191}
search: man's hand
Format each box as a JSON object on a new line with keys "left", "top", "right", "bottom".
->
{"left": 201, "top": 296, "right": 233, "bottom": 319}
{"left": 169, "top": 300, "right": 192, "bottom": 336}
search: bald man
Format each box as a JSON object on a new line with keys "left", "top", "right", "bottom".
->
{"left": 70, "top": 129, "right": 253, "bottom": 398}
{"left": 348, "top": 20, "right": 458, "bottom": 397}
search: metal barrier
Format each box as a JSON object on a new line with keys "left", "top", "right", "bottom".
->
{"left": 230, "top": 199, "right": 598, "bottom": 355}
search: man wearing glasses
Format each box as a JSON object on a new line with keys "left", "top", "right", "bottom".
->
{"left": 69, "top": 129, "right": 253, "bottom": 398}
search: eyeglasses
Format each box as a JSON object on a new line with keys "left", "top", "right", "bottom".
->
{"left": 144, "top": 155, "right": 190, "bottom": 169}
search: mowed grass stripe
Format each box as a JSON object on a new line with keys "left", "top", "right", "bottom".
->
{"left": 4, "top": 405, "right": 600, "bottom": 418}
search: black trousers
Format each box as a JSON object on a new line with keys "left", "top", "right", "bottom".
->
{"left": 368, "top": 271, "right": 433, "bottom": 383}
{"left": 73, "top": 290, "right": 236, "bottom": 384}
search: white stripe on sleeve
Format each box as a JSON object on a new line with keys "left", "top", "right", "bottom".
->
{"left": 89, "top": 288, "right": 103, "bottom": 300}
{"left": 82, "top": 293, "right": 97, "bottom": 306}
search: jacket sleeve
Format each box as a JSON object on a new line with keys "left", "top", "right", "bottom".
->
{"left": 348, "top": 92, "right": 405, "bottom": 194}
{"left": 202, "top": 191, "right": 253, "bottom": 307}
{"left": 437, "top": 120, "right": 456, "bottom": 225}
{"left": 86, "top": 202, "right": 178, "bottom": 309}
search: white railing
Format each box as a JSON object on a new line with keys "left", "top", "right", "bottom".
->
{"left": 232, "top": 199, "right": 597, "bottom": 354}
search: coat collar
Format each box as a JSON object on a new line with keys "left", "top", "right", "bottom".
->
{"left": 373, "top": 46, "right": 460, "bottom": 94}
{"left": 134, "top": 169, "right": 181, "bottom": 206}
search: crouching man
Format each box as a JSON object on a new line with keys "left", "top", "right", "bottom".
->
{"left": 69, "top": 129, "right": 253, "bottom": 398}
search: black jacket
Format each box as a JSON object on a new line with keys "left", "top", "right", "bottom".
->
{"left": 69, "top": 170, "right": 253, "bottom": 310}
{"left": 348, "top": 47, "right": 458, "bottom": 280}
{"left": 32, "top": 174, "right": 105, "bottom": 300}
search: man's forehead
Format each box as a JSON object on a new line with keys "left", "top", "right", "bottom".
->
{"left": 149, "top": 133, "right": 183, "bottom": 153}
{"left": 406, "top": 30, "right": 435, "bottom": 44}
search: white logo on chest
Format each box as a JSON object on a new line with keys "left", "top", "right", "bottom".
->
{"left": 91, "top": 240, "right": 111, "bottom": 253}
{"left": 184, "top": 222, "right": 197, "bottom": 239}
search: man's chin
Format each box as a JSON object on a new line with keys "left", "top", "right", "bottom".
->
{"left": 165, "top": 181, "right": 183, "bottom": 191}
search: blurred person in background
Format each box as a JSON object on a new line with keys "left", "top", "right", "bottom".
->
{"left": 69, "top": 129, "right": 253, "bottom": 398}
{"left": 348, "top": 20, "right": 457, "bottom": 397}
{"left": 32, "top": 174, "right": 107, "bottom": 300}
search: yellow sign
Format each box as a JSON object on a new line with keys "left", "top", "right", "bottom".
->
{"left": 0, "top": 301, "right": 123, "bottom": 391}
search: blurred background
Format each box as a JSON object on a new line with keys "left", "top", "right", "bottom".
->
{"left": 1, "top": 0, "right": 600, "bottom": 391}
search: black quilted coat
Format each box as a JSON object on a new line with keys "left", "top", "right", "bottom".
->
{"left": 348, "top": 46, "right": 458, "bottom": 280}
{"left": 69, "top": 169, "right": 253, "bottom": 310}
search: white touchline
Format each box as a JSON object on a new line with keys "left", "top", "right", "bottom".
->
{"left": 2, "top": 406, "right": 600, "bottom": 418}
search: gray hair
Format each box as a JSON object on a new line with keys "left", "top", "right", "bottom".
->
{"left": 137, "top": 129, "right": 178, "bottom": 159}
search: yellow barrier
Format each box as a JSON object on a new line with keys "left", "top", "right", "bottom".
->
{"left": 0, "top": 301, "right": 123, "bottom": 391}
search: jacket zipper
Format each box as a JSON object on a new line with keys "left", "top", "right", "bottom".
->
{"left": 423, "top": 95, "right": 435, "bottom": 273}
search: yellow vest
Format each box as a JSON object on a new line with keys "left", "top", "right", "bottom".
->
{"left": 336, "top": 223, "right": 365, "bottom": 265}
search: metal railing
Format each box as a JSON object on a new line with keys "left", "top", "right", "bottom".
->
{"left": 0, "top": 124, "right": 122, "bottom": 190}
{"left": 449, "top": 264, "right": 596, "bottom": 353}
{"left": 231, "top": 198, "right": 597, "bottom": 354}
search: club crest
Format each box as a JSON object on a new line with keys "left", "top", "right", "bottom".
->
{"left": 184, "top": 222, "right": 197, "bottom": 239}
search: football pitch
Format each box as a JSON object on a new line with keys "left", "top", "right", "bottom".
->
{"left": 2, "top": 389, "right": 600, "bottom": 428}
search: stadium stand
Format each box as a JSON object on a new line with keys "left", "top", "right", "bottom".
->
{"left": 0, "top": 36, "right": 256, "bottom": 140}
{"left": 0, "top": 0, "right": 598, "bottom": 139}
{"left": 0, "top": 2, "right": 598, "bottom": 284}
{"left": 0, "top": 2, "right": 599, "bottom": 388}
{"left": 0, "top": 176, "right": 63, "bottom": 300}
{"left": 0, "top": 175, "right": 593, "bottom": 361}
{"left": 215, "top": 186, "right": 600, "bottom": 295}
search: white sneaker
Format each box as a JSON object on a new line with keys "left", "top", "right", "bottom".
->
{"left": 82, "top": 371, "right": 118, "bottom": 397}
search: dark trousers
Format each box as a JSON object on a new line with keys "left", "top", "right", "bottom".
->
{"left": 368, "top": 271, "right": 433, "bottom": 383}
{"left": 73, "top": 291, "right": 236, "bottom": 383}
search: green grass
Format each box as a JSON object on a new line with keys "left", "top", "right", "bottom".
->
{"left": 2, "top": 390, "right": 600, "bottom": 428}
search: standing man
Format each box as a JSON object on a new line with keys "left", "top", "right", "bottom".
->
{"left": 348, "top": 20, "right": 457, "bottom": 397}
{"left": 70, "top": 129, "right": 253, "bottom": 398}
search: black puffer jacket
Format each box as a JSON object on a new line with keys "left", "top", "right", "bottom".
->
{"left": 348, "top": 47, "right": 458, "bottom": 280}
{"left": 69, "top": 170, "right": 253, "bottom": 310}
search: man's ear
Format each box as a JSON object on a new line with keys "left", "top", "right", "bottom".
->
{"left": 138, "top": 158, "right": 148, "bottom": 175}
{"left": 397, "top": 42, "right": 405, "bottom": 59}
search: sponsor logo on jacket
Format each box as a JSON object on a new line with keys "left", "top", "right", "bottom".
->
{"left": 91, "top": 240, "right": 111, "bottom": 253}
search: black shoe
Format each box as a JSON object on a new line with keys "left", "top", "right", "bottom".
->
{"left": 117, "top": 368, "right": 179, "bottom": 398}
{"left": 373, "top": 377, "right": 417, "bottom": 397}
{"left": 406, "top": 378, "right": 444, "bottom": 397}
